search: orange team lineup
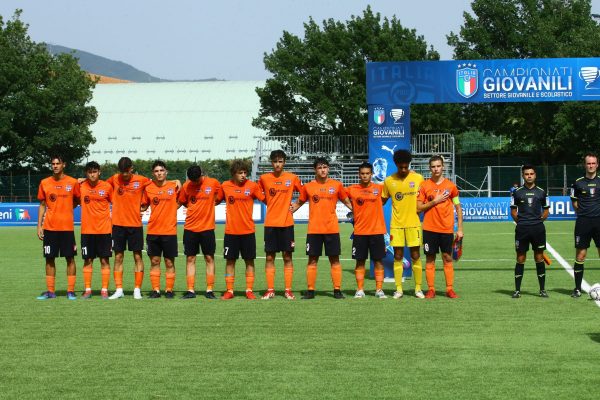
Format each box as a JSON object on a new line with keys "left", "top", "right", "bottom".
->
{"left": 38, "top": 148, "right": 530, "bottom": 301}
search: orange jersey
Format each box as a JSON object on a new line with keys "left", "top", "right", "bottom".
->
{"left": 418, "top": 178, "right": 460, "bottom": 233}
{"left": 106, "top": 174, "right": 151, "bottom": 227}
{"left": 79, "top": 180, "right": 113, "bottom": 234}
{"left": 37, "top": 175, "right": 80, "bottom": 231}
{"left": 299, "top": 179, "right": 348, "bottom": 234}
{"left": 259, "top": 171, "right": 302, "bottom": 227}
{"left": 178, "top": 177, "right": 221, "bottom": 232}
{"left": 142, "top": 181, "right": 180, "bottom": 235}
{"left": 219, "top": 180, "right": 265, "bottom": 235}
{"left": 345, "top": 183, "right": 386, "bottom": 235}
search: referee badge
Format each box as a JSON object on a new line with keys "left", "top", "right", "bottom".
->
{"left": 527, "top": 197, "right": 533, "bottom": 206}
{"left": 591, "top": 188, "right": 595, "bottom": 196}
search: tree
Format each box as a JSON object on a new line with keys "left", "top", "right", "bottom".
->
{"left": 448, "top": 0, "right": 600, "bottom": 163}
{"left": 253, "top": 6, "right": 459, "bottom": 139}
{"left": 0, "top": 10, "right": 97, "bottom": 172}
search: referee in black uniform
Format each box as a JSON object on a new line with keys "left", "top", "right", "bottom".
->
{"left": 510, "top": 164, "right": 549, "bottom": 298}
{"left": 570, "top": 152, "right": 600, "bottom": 298}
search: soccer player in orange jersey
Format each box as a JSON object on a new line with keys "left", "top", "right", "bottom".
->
{"left": 79, "top": 162, "right": 114, "bottom": 299}
{"left": 217, "top": 160, "right": 265, "bottom": 300}
{"left": 416, "top": 155, "right": 464, "bottom": 299}
{"left": 345, "top": 162, "right": 387, "bottom": 299}
{"left": 36, "top": 155, "right": 80, "bottom": 300}
{"left": 291, "top": 158, "right": 352, "bottom": 299}
{"left": 141, "top": 160, "right": 181, "bottom": 299}
{"left": 178, "top": 165, "right": 221, "bottom": 299}
{"left": 105, "top": 157, "right": 152, "bottom": 300}
{"left": 258, "top": 150, "right": 303, "bottom": 300}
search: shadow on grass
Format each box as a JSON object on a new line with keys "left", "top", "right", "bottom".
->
{"left": 551, "top": 288, "right": 574, "bottom": 296}
{"left": 587, "top": 333, "right": 600, "bottom": 344}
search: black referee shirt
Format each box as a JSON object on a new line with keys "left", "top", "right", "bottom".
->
{"left": 570, "top": 175, "right": 600, "bottom": 217}
{"left": 510, "top": 185, "right": 549, "bottom": 226}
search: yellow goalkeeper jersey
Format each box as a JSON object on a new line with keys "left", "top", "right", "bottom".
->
{"left": 382, "top": 171, "right": 424, "bottom": 229}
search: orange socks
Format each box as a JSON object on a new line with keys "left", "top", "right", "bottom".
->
{"left": 225, "top": 275, "right": 235, "bottom": 292}
{"left": 101, "top": 268, "right": 110, "bottom": 290}
{"left": 206, "top": 274, "right": 215, "bottom": 292}
{"left": 187, "top": 275, "right": 195, "bottom": 291}
{"left": 246, "top": 271, "right": 255, "bottom": 291}
{"left": 307, "top": 265, "right": 317, "bottom": 290}
{"left": 374, "top": 269, "right": 384, "bottom": 290}
{"left": 284, "top": 266, "right": 293, "bottom": 290}
{"left": 426, "top": 261, "right": 436, "bottom": 290}
{"left": 265, "top": 267, "right": 275, "bottom": 290}
{"left": 443, "top": 262, "right": 454, "bottom": 291}
{"left": 331, "top": 265, "right": 342, "bottom": 290}
{"left": 46, "top": 275, "right": 55, "bottom": 293}
{"left": 165, "top": 272, "right": 175, "bottom": 292}
{"left": 355, "top": 268, "right": 365, "bottom": 290}
{"left": 67, "top": 275, "right": 76, "bottom": 292}
{"left": 113, "top": 270, "right": 123, "bottom": 289}
{"left": 83, "top": 266, "right": 93, "bottom": 290}
{"left": 150, "top": 269, "right": 161, "bottom": 291}
{"left": 134, "top": 271, "right": 144, "bottom": 289}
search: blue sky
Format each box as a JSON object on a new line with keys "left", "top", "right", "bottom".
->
{"left": 1, "top": 0, "right": 599, "bottom": 80}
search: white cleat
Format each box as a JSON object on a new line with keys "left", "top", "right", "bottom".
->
{"left": 109, "top": 289, "right": 124, "bottom": 300}
{"left": 374, "top": 289, "right": 387, "bottom": 299}
{"left": 392, "top": 290, "right": 404, "bottom": 299}
{"left": 133, "top": 288, "right": 143, "bottom": 300}
{"left": 415, "top": 290, "right": 425, "bottom": 299}
{"left": 354, "top": 290, "right": 366, "bottom": 299}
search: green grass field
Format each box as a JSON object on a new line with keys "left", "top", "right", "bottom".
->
{"left": 1, "top": 221, "right": 599, "bottom": 399}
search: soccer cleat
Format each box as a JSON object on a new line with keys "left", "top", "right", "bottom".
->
{"left": 67, "top": 291, "right": 77, "bottom": 301}
{"left": 392, "top": 290, "right": 404, "bottom": 299}
{"left": 164, "top": 291, "right": 175, "bottom": 299}
{"left": 82, "top": 290, "right": 93, "bottom": 300}
{"left": 101, "top": 290, "right": 109, "bottom": 300}
{"left": 205, "top": 291, "right": 217, "bottom": 300}
{"left": 354, "top": 290, "right": 365, "bottom": 299}
{"left": 571, "top": 289, "right": 582, "bottom": 298}
{"left": 302, "top": 290, "right": 315, "bottom": 300}
{"left": 425, "top": 290, "right": 436, "bottom": 299}
{"left": 539, "top": 290, "right": 549, "bottom": 298}
{"left": 181, "top": 291, "right": 196, "bottom": 299}
{"left": 245, "top": 290, "right": 256, "bottom": 300}
{"left": 446, "top": 289, "right": 459, "bottom": 299}
{"left": 148, "top": 290, "right": 161, "bottom": 299}
{"left": 36, "top": 291, "right": 56, "bottom": 300}
{"left": 221, "top": 291, "right": 235, "bottom": 300}
{"left": 284, "top": 290, "right": 296, "bottom": 300}
{"left": 511, "top": 290, "right": 521, "bottom": 298}
{"left": 374, "top": 289, "right": 387, "bottom": 299}
{"left": 415, "top": 290, "right": 425, "bottom": 299}
{"left": 109, "top": 289, "right": 124, "bottom": 300}
{"left": 133, "top": 288, "right": 143, "bottom": 300}
{"left": 333, "top": 289, "right": 345, "bottom": 299}
{"left": 261, "top": 289, "right": 276, "bottom": 300}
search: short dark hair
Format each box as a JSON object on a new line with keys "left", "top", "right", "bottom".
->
{"left": 50, "top": 155, "right": 65, "bottom": 163}
{"left": 584, "top": 152, "right": 598, "bottom": 163}
{"left": 187, "top": 165, "right": 202, "bottom": 181}
{"left": 270, "top": 150, "right": 287, "bottom": 161}
{"left": 152, "top": 160, "right": 167, "bottom": 171}
{"left": 85, "top": 161, "right": 101, "bottom": 172}
{"left": 230, "top": 159, "right": 249, "bottom": 176}
{"left": 521, "top": 164, "right": 536, "bottom": 173}
{"left": 118, "top": 157, "right": 133, "bottom": 172}
{"left": 429, "top": 155, "right": 444, "bottom": 166}
{"left": 313, "top": 157, "right": 329, "bottom": 169}
{"left": 393, "top": 149, "right": 412, "bottom": 165}
{"left": 358, "top": 161, "right": 373, "bottom": 172}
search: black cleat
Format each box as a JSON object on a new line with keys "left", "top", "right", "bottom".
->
{"left": 148, "top": 290, "right": 161, "bottom": 299}
{"left": 333, "top": 289, "right": 345, "bottom": 299}
{"left": 181, "top": 291, "right": 196, "bottom": 299}
{"left": 204, "top": 291, "right": 217, "bottom": 299}
{"left": 164, "top": 291, "right": 175, "bottom": 299}
{"left": 302, "top": 290, "right": 315, "bottom": 300}
{"left": 539, "top": 290, "right": 549, "bottom": 298}
{"left": 511, "top": 290, "right": 521, "bottom": 298}
{"left": 571, "top": 289, "right": 582, "bottom": 298}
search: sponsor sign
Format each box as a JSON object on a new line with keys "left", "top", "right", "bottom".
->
{"left": 461, "top": 196, "right": 576, "bottom": 221}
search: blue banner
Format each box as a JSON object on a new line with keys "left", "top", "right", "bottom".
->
{"left": 461, "top": 196, "right": 576, "bottom": 222}
{"left": 367, "top": 58, "right": 600, "bottom": 104}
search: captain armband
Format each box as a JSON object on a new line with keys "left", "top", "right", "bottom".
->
{"left": 452, "top": 197, "right": 461, "bottom": 205}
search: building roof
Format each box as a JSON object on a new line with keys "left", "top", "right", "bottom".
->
{"left": 87, "top": 81, "right": 266, "bottom": 163}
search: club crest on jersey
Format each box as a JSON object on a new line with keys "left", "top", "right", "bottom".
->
{"left": 99, "top": 190, "right": 106, "bottom": 197}
{"left": 328, "top": 187, "right": 335, "bottom": 194}
{"left": 409, "top": 182, "right": 415, "bottom": 188}
{"left": 373, "top": 189, "right": 379, "bottom": 195}
{"left": 65, "top": 185, "right": 72, "bottom": 192}
{"left": 285, "top": 180, "right": 291, "bottom": 187}
{"left": 205, "top": 187, "right": 212, "bottom": 194}
{"left": 133, "top": 182, "right": 140, "bottom": 189}
{"left": 244, "top": 189, "right": 251, "bottom": 196}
